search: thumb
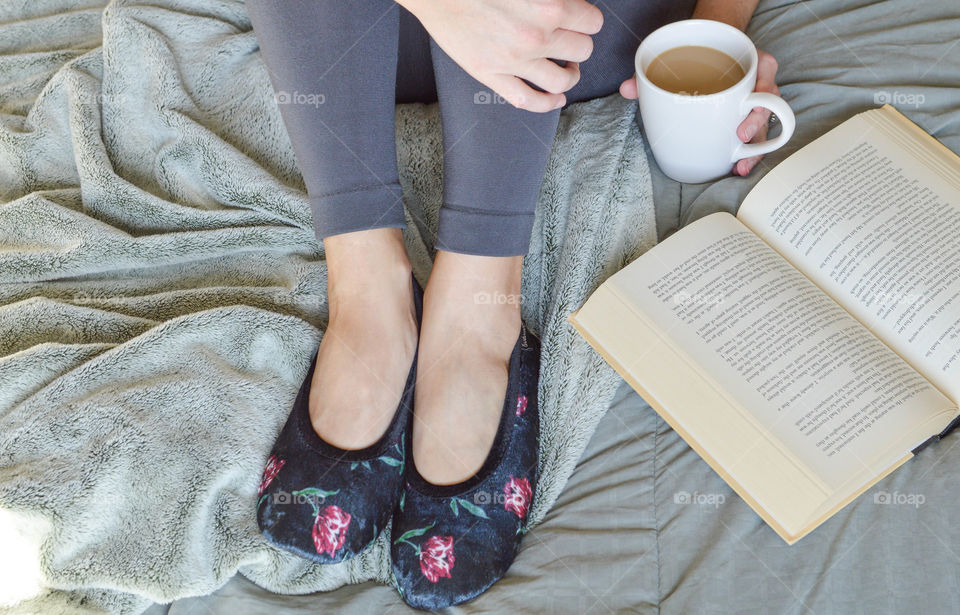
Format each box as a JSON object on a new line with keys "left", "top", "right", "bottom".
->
{"left": 619, "top": 75, "right": 639, "bottom": 99}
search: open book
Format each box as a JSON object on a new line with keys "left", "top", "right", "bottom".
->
{"left": 570, "top": 105, "right": 960, "bottom": 544}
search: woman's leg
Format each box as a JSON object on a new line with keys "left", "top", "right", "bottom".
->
{"left": 412, "top": 0, "right": 697, "bottom": 484}
{"left": 247, "top": 0, "right": 419, "bottom": 449}
{"left": 248, "top": 0, "right": 407, "bottom": 238}
{"left": 411, "top": 36, "right": 550, "bottom": 484}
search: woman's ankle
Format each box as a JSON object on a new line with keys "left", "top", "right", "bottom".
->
{"left": 425, "top": 251, "right": 523, "bottom": 348}
{"left": 429, "top": 250, "right": 523, "bottom": 292}
{"left": 324, "top": 227, "right": 413, "bottom": 311}
{"left": 308, "top": 228, "right": 418, "bottom": 450}
{"left": 411, "top": 251, "right": 525, "bottom": 485}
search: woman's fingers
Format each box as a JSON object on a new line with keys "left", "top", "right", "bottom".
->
{"left": 554, "top": 0, "right": 603, "bottom": 35}
{"left": 483, "top": 0, "right": 601, "bottom": 111}
{"left": 734, "top": 124, "right": 769, "bottom": 176}
{"left": 543, "top": 28, "right": 594, "bottom": 63}
{"left": 404, "top": 0, "right": 602, "bottom": 114}
{"left": 735, "top": 50, "right": 780, "bottom": 174}
{"left": 737, "top": 107, "right": 772, "bottom": 143}
{"left": 619, "top": 75, "right": 639, "bottom": 99}
{"left": 755, "top": 50, "right": 780, "bottom": 94}
{"left": 488, "top": 74, "right": 566, "bottom": 112}
{"left": 517, "top": 59, "right": 581, "bottom": 94}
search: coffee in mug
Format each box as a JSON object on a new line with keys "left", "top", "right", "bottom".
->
{"left": 645, "top": 45, "right": 746, "bottom": 96}
{"left": 634, "top": 20, "right": 796, "bottom": 183}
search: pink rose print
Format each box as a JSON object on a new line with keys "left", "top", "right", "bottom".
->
{"left": 419, "top": 535, "right": 455, "bottom": 583}
{"left": 312, "top": 505, "right": 352, "bottom": 557}
{"left": 515, "top": 395, "right": 528, "bottom": 417}
{"left": 503, "top": 475, "right": 532, "bottom": 519}
{"left": 258, "top": 455, "right": 286, "bottom": 496}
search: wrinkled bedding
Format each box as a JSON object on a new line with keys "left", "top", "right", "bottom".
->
{"left": 0, "top": 0, "right": 657, "bottom": 612}
{"left": 2, "top": 0, "right": 958, "bottom": 612}
{"left": 152, "top": 0, "right": 960, "bottom": 613}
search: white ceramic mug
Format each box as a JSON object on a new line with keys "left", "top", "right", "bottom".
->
{"left": 634, "top": 19, "right": 795, "bottom": 184}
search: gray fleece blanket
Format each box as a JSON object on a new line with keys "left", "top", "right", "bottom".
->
{"left": 0, "top": 1, "right": 657, "bottom": 613}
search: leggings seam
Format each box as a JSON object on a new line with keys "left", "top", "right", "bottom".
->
{"left": 443, "top": 203, "right": 536, "bottom": 218}
{"left": 315, "top": 182, "right": 400, "bottom": 199}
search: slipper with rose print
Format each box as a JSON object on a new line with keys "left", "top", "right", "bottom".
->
{"left": 254, "top": 274, "right": 423, "bottom": 564}
{"left": 390, "top": 322, "right": 540, "bottom": 610}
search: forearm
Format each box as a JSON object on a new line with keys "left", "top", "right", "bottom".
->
{"left": 692, "top": 0, "right": 760, "bottom": 32}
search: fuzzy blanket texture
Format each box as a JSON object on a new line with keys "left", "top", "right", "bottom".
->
{"left": 0, "top": 1, "right": 657, "bottom": 613}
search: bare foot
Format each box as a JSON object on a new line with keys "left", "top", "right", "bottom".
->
{"left": 308, "top": 228, "right": 418, "bottom": 450}
{"left": 412, "top": 251, "right": 523, "bottom": 485}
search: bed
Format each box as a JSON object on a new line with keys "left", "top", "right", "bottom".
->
{"left": 4, "top": 0, "right": 960, "bottom": 613}
{"left": 154, "top": 1, "right": 960, "bottom": 613}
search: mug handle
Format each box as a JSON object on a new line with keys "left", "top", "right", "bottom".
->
{"left": 731, "top": 92, "right": 796, "bottom": 162}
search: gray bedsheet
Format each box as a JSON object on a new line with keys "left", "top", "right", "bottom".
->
{"left": 153, "top": 0, "right": 960, "bottom": 613}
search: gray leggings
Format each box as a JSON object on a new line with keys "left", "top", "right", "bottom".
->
{"left": 247, "top": 0, "right": 695, "bottom": 256}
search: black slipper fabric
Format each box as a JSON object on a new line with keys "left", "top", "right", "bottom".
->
{"left": 390, "top": 323, "right": 540, "bottom": 610}
{"left": 255, "top": 275, "right": 423, "bottom": 564}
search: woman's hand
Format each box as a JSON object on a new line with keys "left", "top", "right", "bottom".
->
{"left": 619, "top": 50, "right": 781, "bottom": 177}
{"left": 731, "top": 51, "right": 779, "bottom": 176}
{"left": 399, "top": 0, "right": 603, "bottom": 113}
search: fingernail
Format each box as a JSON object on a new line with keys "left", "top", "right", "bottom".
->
{"left": 744, "top": 124, "right": 758, "bottom": 141}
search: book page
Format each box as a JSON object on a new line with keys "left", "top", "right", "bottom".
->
{"left": 739, "top": 107, "right": 960, "bottom": 403}
{"left": 606, "top": 213, "right": 953, "bottom": 491}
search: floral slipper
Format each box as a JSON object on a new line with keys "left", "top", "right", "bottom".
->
{"left": 390, "top": 322, "right": 540, "bottom": 609}
{"left": 255, "top": 275, "right": 423, "bottom": 564}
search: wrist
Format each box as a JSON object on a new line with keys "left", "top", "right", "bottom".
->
{"left": 396, "top": 0, "right": 426, "bottom": 17}
{"left": 692, "top": 0, "right": 758, "bottom": 32}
